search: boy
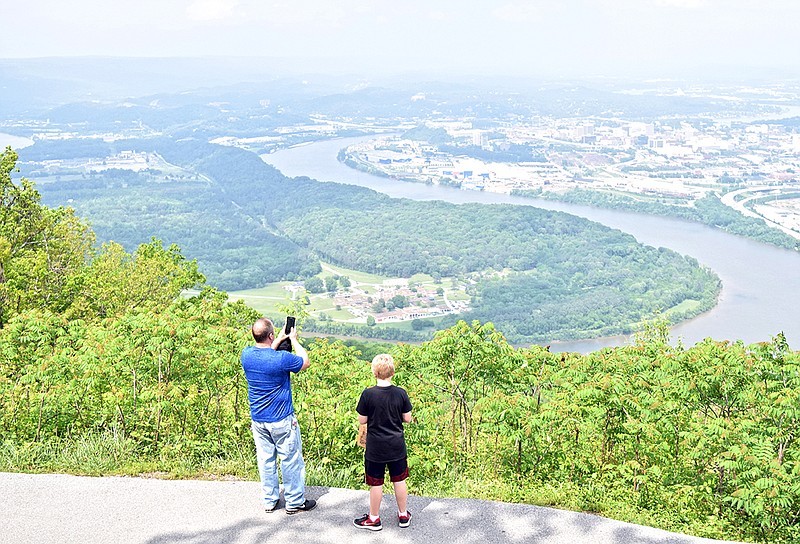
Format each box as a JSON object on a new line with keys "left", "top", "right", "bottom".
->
{"left": 353, "top": 354, "right": 413, "bottom": 531}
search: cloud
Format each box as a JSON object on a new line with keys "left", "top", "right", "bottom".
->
{"left": 244, "top": 1, "right": 348, "bottom": 27}
{"left": 186, "top": 0, "right": 239, "bottom": 21}
{"left": 491, "top": 2, "right": 543, "bottom": 23}
{"left": 654, "top": 0, "right": 708, "bottom": 8}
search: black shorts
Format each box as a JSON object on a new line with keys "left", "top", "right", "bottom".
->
{"left": 364, "top": 457, "right": 409, "bottom": 487}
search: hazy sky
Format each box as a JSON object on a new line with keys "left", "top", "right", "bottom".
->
{"left": 2, "top": 0, "right": 799, "bottom": 78}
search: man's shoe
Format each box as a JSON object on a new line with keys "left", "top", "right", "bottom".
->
{"left": 285, "top": 499, "right": 316, "bottom": 515}
{"left": 353, "top": 514, "right": 382, "bottom": 531}
{"left": 398, "top": 511, "right": 412, "bottom": 528}
{"left": 265, "top": 502, "right": 279, "bottom": 513}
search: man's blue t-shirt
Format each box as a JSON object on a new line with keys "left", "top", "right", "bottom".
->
{"left": 241, "top": 346, "right": 304, "bottom": 422}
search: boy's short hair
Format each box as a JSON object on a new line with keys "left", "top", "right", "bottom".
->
{"left": 371, "top": 354, "right": 395, "bottom": 380}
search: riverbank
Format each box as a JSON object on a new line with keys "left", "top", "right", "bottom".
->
{"left": 262, "top": 136, "right": 800, "bottom": 351}
{"left": 0, "top": 132, "right": 34, "bottom": 149}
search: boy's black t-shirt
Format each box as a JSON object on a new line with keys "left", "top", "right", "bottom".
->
{"left": 356, "top": 385, "right": 412, "bottom": 463}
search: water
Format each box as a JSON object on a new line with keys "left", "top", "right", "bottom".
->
{"left": 262, "top": 137, "right": 800, "bottom": 352}
{"left": 0, "top": 133, "right": 34, "bottom": 150}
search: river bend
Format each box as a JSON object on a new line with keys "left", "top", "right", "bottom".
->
{"left": 262, "top": 137, "right": 800, "bottom": 353}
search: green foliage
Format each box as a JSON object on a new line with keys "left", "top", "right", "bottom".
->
{"left": 65, "top": 239, "right": 205, "bottom": 320}
{"left": 277, "top": 197, "right": 719, "bottom": 342}
{"left": 304, "top": 277, "right": 324, "bottom": 293}
{"left": 411, "top": 318, "right": 435, "bottom": 330}
{"left": 536, "top": 188, "right": 800, "bottom": 251}
{"left": 31, "top": 140, "right": 721, "bottom": 342}
{"left": 303, "top": 317, "right": 429, "bottom": 342}
{"left": 1, "top": 148, "right": 205, "bottom": 329}
{"left": 401, "top": 125, "right": 451, "bottom": 145}
{"left": 324, "top": 276, "right": 338, "bottom": 292}
{"left": 0, "top": 147, "right": 95, "bottom": 325}
{"left": 8, "top": 141, "right": 800, "bottom": 542}
{"left": 439, "top": 142, "right": 547, "bottom": 163}
{"left": 3, "top": 308, "right": 800, "bottom": 542}
{"left": 0, "top": 289, "right": 259, "bottom": 454}
{"left": 34, "top": 139, "right": 316, "bottom": 292}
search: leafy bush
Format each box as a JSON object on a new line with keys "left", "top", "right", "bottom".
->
{"left": 4, "top": 312, "right": 800, "bottom": 542}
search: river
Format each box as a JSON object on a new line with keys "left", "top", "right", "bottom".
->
{"left": 5, "top": 131, "right": 796, "bottom": 353}
{"left": 0, "top": 133, "right": 34, "bottom": 150}
{"left": 262, "top": 137, "right": 800, "bottom": 353}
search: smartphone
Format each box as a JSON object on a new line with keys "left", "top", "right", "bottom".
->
{"left": 276, "top": 316, "right": 295, "bottom": 352}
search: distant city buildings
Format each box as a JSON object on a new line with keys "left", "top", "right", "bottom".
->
{"left": 6, "top": 81, "right": 800, "bottom": 240}
{"left": 338, "top": 113, "right": 800, "bottom": 239}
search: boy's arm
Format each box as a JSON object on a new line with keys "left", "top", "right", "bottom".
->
{"left": 356, "top": 390, "right": 368, "bottom": 425}
{"left": 402, "top": 389, "right": 413, "bottom": 423}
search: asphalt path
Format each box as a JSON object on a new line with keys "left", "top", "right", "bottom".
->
{"left": 0, "top": 472, "right": 749, "bottom": 544}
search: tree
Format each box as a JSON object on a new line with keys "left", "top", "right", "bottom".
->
{"left": 411, "top": 318, "right": 433, "bottom": 330}
{"left": 0, "top": 147, "right": 94, "bottom": 326}
{"left": 325, "top": 276, "right": 338, "bottom": 292}
{"left": 65, "top": 238, "right": 205, "bottom": 320}
{"left": 304, "top": 277, "right": 324, "bottom": 293}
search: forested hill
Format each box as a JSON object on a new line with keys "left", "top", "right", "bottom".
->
{"left": 3, "top": 145, "right": 800, "bottom": 543}
{"left": 31, "top": 138, "right": 719, "bottom": 343}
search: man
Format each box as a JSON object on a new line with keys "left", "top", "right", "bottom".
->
{"left": 241, "top": 317, "right": 316, "bottom": 514}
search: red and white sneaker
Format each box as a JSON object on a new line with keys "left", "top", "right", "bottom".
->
{"left": 353, "top": 514, "right": 382, "bottom": 531}
{"left": 398, "top": 511, "right": 412, "bottom": 528}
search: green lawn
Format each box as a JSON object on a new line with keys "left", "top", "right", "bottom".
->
{"left": 227, "top": 261, "right": 470, "bottom": 325}
{"left": 359, "top": 285, "right": 380, "bottom": 295}
{"left": 230, "top": 297, "right": 279, "bottom": 314}
{"left": 665, "top": 299, "right": 702, "bottom": 316}
{"left": 319, "top": 262, "right": 388, "bottom": 284}
{"left": 309, "top": 296, "right": 336, "bottom": 311}
{"left": 409, "top": 273, "right": 435, "bottom": 284}
{"left": 326, "top": 308, "right": 358, "bottom": 320}
{"left": 372, "top": 319, "right": 416, "bottom": 332}
{"left": 230, "top": 282, "right": 295, "bottom": 298}
{"left": 227, "top": 282, "right": 298, "bottom": 314}
{"left": 447, "top": 290, "right": 470, "bottom": 302}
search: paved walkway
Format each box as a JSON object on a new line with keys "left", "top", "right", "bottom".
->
{"left": 0, "top": 472, "right": 749, "bottom": 544}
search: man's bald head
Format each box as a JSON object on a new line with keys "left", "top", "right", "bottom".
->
{"left": 252, "top": 318, "right": 274, "bottom": 344}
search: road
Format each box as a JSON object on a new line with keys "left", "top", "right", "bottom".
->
{"left": 720, "top": 185, "right": 800, "bottom": 239}
{"left": 0, "top": 472, "right": 749, "bottom": 544}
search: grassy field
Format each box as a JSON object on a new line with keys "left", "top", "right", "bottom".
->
{"left": 228, "top": 262, "right": 467, "bottom": 326}
{"left": 227, "top": 282, "right": 296, "bottom": 314}
{"left": 447, "top": 290, "right": 470, "bottom": 301}
{"left": 409, "top": 272, "right": 435, "bottom": 284}
{"left": 665, "top": 299, "right": 703, "bottom": 316}
{"left": 323, "top": 308, "right": 358, "bottom": 320}
{"left": 319, "top": 262, "right": 388, "bottom": 284}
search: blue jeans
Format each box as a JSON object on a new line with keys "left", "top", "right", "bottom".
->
{"left": 251, "top": 415, "right": 306, "bottom": 509}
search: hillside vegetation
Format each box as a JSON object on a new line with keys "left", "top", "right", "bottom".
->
{"left": 2, "top": 147, "right": 800, "bottom": 542}
{"left": 2, "top": 300, "right": 798, "bottom": 543}
{"left": 528, "top": 187, "right": 800, "bottom": 251}
{"left": 28, "top": 139, "right": 720, "bottom": 343}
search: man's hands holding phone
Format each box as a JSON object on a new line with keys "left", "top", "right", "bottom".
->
{"left": 274, "top": 316, "right": 310, "bottom": 370}
{"left": 275, "top": 316, "right": 296, "bottom": 352}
